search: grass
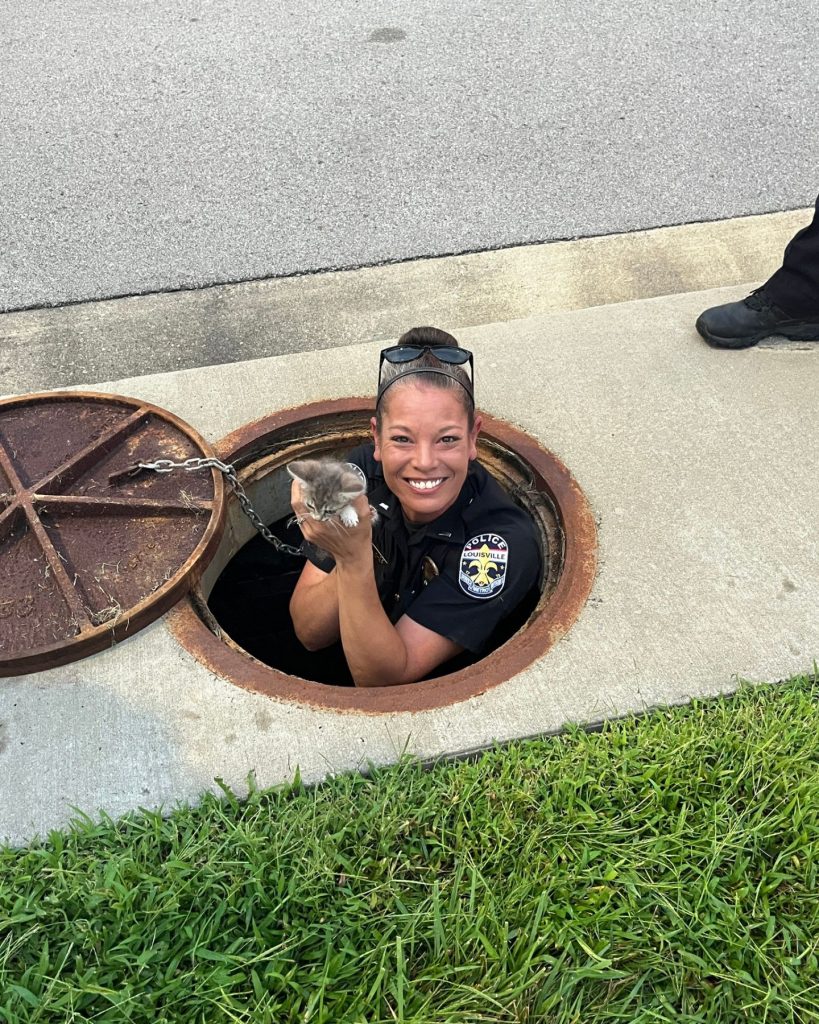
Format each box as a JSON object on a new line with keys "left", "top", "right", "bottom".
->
{"left": 1, "top": 673, "right": 818, "bottom": 1023}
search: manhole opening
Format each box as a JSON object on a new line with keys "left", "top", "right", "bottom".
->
{"left": 170, "top": 399, "right": 596, "bottom": 713}
{"left": 206, "top": 501, "right": 544, "bottom": 688}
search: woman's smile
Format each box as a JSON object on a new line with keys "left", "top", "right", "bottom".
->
{"left": 406, "top": 476, "right": 446, "bottom": 491}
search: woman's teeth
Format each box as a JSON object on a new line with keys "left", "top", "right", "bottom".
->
{"left": 408, "top": 478, "right": 443, "bottom": 490}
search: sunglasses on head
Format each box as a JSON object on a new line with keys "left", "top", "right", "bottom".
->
{"left": 380, "top": 344, "right": 472, "bottom": 366}
{"left": 377, "top": 344, "right": 475, "bottom": 406}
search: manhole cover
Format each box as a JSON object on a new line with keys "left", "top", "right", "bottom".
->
{"left": 0, "top": 392, "right": 225, "bottom": 676}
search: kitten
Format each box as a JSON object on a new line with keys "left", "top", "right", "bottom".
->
{"left": 287, "top": 459, "right": 377, "bottom": 527}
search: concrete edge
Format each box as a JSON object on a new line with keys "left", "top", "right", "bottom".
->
{"left": 0, "top": 207, "right": 811, "bottom": 394}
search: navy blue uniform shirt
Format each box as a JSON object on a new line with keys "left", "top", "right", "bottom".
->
{"left": 302, "top": 444, "right": 542, "bottom": 655}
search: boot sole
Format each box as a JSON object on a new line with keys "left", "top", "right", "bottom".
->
{"left": 696, "top": 316, "right": 819, "bottom": 349}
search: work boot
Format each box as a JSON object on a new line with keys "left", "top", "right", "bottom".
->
{"left": 695, "top": 287, "right": 819, "bottom": 349}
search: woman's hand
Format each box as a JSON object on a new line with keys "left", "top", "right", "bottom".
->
{"left": 290, "top": 481, "right": 373, "bottom": 567}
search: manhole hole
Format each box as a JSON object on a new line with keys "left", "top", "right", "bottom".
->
{"left": 0, "top": 392, "right": 225, "bottom": 675}
{"left": 169, "top": 398, "right": 597, "bottom": 713}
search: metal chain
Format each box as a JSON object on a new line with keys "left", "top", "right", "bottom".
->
{"left": 135, "top": 457, "right": 305, "bottom": 556}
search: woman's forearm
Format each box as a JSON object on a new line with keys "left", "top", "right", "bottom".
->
{"left": 334, "top": 561, "right": 411, "bottom": 687}
{"left": 289, "top": 569, "right": 341, "bottom": 650}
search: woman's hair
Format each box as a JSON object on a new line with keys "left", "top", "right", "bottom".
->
{"left": 375, "top": 326, "right": 475, "bottom": 431}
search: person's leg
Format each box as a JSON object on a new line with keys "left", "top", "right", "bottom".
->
{"left": 764, "top": 194, "right": 819, "bottom": 316}
{"left": 696, "top": 194, "right": 819, "bottom": 348}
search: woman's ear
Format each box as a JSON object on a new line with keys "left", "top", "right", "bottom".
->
{"left": 370, "top": 416, "right": 382, "bottom": 461}
{"left": 468, "top": 414, "right": 482, "bottom": 461}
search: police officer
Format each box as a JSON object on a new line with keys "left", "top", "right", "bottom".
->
{"left": 696, "top": 192, "right": 819, "bottom": 348}
{"left": 289, "top": 327, "right": 541, "bottom": 688}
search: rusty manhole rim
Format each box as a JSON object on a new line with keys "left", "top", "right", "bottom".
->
{"left": 169, "top": 397, "right": 597, "bottom": 713}
{"left": 0, "top": 391, "right": 226, "bottom": 676}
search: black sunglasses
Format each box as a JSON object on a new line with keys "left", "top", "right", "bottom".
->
{"left": 380, "top": 344, "right": 472, "bottom": 366}
{"left": 377, "top": 345, "right": 475, "bottom": 405}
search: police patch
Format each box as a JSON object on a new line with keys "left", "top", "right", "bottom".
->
{"left": 459, "top": 533, "right": 508, "bottom": 599}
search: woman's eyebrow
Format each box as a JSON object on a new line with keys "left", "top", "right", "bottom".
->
{"left": 387, "top": 423, "right": 463, "bottom": 432}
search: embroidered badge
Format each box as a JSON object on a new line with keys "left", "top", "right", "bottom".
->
{"left": 459, "top": 533, "right": 508, "bottom": 599}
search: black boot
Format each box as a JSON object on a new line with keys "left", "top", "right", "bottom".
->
{"left": 695, "top": 287, "right": 819, "bottom": 349}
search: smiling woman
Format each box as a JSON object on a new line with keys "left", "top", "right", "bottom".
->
{"left": 288, "top": 327, "right": 542, "bottom": 688}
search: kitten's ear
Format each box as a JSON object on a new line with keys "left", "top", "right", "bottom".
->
{"left": 337, "top": 468, "right": 366, "bottom": 505}
{"left": 287, "top": 459, "right": 321, "bottom": 485}
{"left": 339, "top": 469, "right": 366, "bottom": 500}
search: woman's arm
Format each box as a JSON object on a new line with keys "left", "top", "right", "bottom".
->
{"left": 288, "top": 478, "right": 366, "bottom": 651}
{"left": 289, "top": 486, "right": 461, "bottom": 685}
{"left": 289, "top": 561, "right": 341, "bottom": 651}
{"left": 336, "top": 555, "right": 462, "bottom": 686}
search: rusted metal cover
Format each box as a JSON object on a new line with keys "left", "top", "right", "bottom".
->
{"left": 0, "top": 392, "right": 225, "bottom": 676}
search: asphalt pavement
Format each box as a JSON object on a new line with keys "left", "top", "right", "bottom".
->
{"left": 2, "top": 0, "right": 818, "bottom": 313}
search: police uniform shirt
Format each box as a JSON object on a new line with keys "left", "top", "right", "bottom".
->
{"left": 302, "top": 444, "right": 541, "bottom": 655}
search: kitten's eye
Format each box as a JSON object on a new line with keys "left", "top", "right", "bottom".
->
{"left": 306, "top": 501, "right": 316, "bottom": 512}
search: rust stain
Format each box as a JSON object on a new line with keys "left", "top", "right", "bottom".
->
{"left": 170, "top": 397, "right": 597, "bottom": 715}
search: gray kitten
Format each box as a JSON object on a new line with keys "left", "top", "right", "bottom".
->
{"left": 287, "top": 459, "right": 377, "bottom": 527}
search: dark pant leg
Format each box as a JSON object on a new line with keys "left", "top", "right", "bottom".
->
{"left": 764, "top": 193, "right": 819, "bottom": 316}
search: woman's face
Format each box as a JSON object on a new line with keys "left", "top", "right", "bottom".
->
{"left": 372, "top": 382, "right": 481, "bottom": 523}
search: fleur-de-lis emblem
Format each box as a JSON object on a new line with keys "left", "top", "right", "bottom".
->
{"left": 468, "top": 544, "right": 499, "bottom": 586}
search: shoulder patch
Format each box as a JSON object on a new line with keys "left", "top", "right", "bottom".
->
{"left": 459, "top": 533, "right": 508, "bottom": 599}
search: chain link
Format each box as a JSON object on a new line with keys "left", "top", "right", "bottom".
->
{"left": 136, "top": 457, "right": 305, "bottom": 556}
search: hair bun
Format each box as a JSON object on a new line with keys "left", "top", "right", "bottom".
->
{"left": 397, "top": 326, "right": 459, "bottom": 350}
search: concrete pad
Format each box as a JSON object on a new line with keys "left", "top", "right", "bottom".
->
{"left": 0, "top": 208, "right": 810, "bottom": 394}
{"left": 1, "top": 284, "right": 817, "bottom": 845}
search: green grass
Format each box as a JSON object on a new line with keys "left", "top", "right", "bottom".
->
{"left": 1, "top": 674, "right": 818, "bottom": 1024}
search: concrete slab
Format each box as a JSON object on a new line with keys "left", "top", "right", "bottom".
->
{"left": 1, "top": 284, "right": 817, "bottom": 845}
